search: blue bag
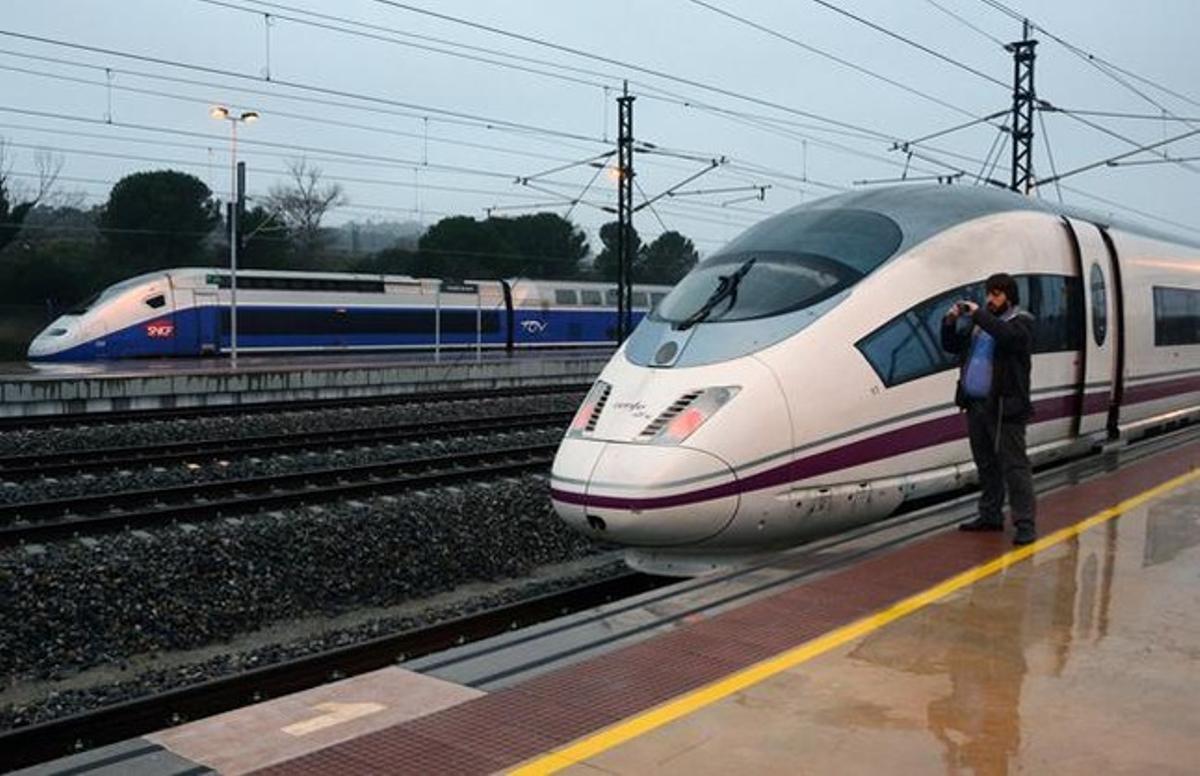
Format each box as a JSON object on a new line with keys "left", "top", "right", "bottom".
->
{"left": 963, "top": 330, "right": 994, "bottom": 399}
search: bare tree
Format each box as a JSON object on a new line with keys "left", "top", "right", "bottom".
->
{"left": 32, "top": 149, "right": 64, "bottom": 204}
{"left": 1, "top": 140, "right": 65, "bottom": 253}
{"left": 264, "top": 157, "right": 347, "bottom": 260}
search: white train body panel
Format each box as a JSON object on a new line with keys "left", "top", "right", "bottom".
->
{"left": 550, "top": 185, "right": 1200, "bottom": 575}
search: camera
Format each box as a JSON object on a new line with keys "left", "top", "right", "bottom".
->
{"left": 955, "top": 301, "right": 972, "bottom": 314}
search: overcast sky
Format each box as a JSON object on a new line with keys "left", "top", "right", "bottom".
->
{"left": 2, "top": 0, "right": 1198, "bottom": 261}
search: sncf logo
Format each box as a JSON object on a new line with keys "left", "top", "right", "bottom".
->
{"left": 520, "top": 319, "right": 547, "bottom": 334}
{"left": 146, "top": 319, "right": 175, "bottom": 338}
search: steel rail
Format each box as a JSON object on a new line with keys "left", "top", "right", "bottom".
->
{"left": 0, "top": 442, "right": 559, "bottom": 546}
{"left": 0, "top": 411, "right": 572, "bottom": 479}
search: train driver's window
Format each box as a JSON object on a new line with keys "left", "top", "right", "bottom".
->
{"left": 144, "top": 294, "right": 166, "bottom": 309}
{"left": 911, "top": 283, "right": 982, "bottom": 370}
{"left": 580, "top": 290, "right": 602, "bottom": 306}
{"left": 856, "top": 312, "right": 940, "bottom": 387}
{"left": 555, "top": 289, "right": 579, "bottom": 305}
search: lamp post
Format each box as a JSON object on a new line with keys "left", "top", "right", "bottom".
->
{"left": 210, "top": 105, "right": 259, "bottom": 366}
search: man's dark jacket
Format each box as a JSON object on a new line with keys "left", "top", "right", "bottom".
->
{"left": 940, "top": 305, "right": 1035, "bottom": 422}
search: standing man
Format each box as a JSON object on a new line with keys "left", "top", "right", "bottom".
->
{"left": 942, "top": 273, "right": 1038, "bottom": 545}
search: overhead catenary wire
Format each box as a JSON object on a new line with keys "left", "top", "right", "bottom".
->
{"left": 0, "top": 28, "right": 612, "bottom": 147}
{"left": 803, "top": 0, "right": 1010, "bottom": 89}
{"left": 685, "top": 0, "right": 1005, "bottom": 121}
{"left": 361, "top": 0, "right": 910, "bottom": 143}
{"left": 920, "top": 0, "right": 1008, "bottom": 48}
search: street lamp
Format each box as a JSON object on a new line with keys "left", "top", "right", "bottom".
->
{"left": 210, "top": 105, "right": 259, "bottom": 366}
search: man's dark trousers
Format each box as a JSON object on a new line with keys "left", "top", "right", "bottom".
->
{"left": 966, "top": 400, "right": 1036, "bottom": 530}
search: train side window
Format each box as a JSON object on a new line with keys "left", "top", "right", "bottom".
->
{"left": 580, "top": 290, "right": 602, "bottom": 306}
{"left": 650, "top": 292, "right": 667, "bottom": 308}
{"left": 857, "top": 312, "right": 941, "bottom": 387}
{"left": 555, "top": 289, "right": 578, "bottom": 305}
{"left": 632, "top": 292, "right": 650, "bottom": 309}
{"left": 1153, "top": 286, "right": 1200, "bottom": 346}
{"left": 144, "top": 294, "right": 166, "bottom": 309}
{"left": 605, "top": 289, "right": 619, "bottom": 306}
{"left": 1032, "top": 275, "right": 1082, "bottom": 353}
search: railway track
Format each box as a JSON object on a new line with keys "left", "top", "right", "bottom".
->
{"left": 0, "top": 570, "right": 671, "bottom": 773}
{"left": 0, "top": 382, "right": 590, "bottom": 430}
{"left": 0, "top": 410, "right": 572, "bottom": 480}
{"left": 0, "top": 441, "right": 560, "bottom": 547}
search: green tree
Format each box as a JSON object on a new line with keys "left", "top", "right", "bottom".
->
{"left": 416, "top": 212, "right": 590, "bottom": 280}
{"left": 416, "top": 216, "right": 511, "bottom": 278}
{"left": 489, "top": 213, "right": 588, "bottom": 279}
{"left": 99, "top": 170, "right": 220, "bottom": 272}
{"left": 592, "top": 220, "right": 642, "bottom": 281}
{"left": 638, "top": 231, "right": 698, "bottom": 284}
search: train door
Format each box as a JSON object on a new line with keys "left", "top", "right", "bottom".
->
{"left": 194, "top": 290, "right": 219, "bottom": 355}
{"left": 1064, "top": 217, "right": 1121, "bottom": 440}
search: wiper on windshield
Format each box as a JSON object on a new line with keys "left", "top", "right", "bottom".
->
{"left": 674, "top": 257, "right": 756, "bottom": 331}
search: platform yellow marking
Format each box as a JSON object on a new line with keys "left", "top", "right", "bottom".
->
{"left": 281, "top": 702, "right": 385, "bottom": 736}
{"left": 511, "top": 467, "right": 1200, "bottom": 774}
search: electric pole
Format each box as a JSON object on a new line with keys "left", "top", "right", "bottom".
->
{"left": 1007, "top": 19, "right": 1037, "bottom": 194}
{"left": 616, "top": 82, "right": 635, "bottom": 342}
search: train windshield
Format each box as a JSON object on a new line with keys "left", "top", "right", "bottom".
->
{"left": 652, "top": 208, "right": 902, "bottom": 326}
{"left": 63, "top": 273, "right": 163, "bottom": 315}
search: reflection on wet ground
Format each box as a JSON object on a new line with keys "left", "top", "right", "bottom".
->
{"left": 574, "top": 480, "right": 1200, "bottom": 776}
{"left": 1143, "top": 490, "right": 1200, "bottom": 567}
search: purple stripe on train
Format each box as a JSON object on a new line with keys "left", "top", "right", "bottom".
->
{"left": 551, "top": 378, "right": 1200, "bottom": 511}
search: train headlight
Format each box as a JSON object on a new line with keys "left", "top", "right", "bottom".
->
{"left": 566, "top": 380, "right": 612, "bottom": 438}
{"left": 643, "top": 386, "right": 740, "bottom": 446}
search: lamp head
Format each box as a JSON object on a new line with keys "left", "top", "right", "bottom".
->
{"left": 209, "top": 105, "right": 230, "bottom": 120}
{"left": 241, "top": 111, "right": 260, "bottom": 123}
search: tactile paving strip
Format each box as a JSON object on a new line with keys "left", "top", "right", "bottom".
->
{"left": 256, "top": 438, "right": 1200, "bottom": 775}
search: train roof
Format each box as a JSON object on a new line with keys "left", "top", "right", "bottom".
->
{"left": 774, "top": 184, "right": 1200, "bottom": 255}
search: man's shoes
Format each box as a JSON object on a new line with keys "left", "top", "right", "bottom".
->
{"left": 958, "top": 517, "right": 1004, "bottom": 532}
{"left": 1013, "top": 524, "right": 1037, "bottom": 546}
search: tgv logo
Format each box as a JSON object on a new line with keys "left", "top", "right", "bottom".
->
{"left": 520, "top": 319, "right": 547, "bottom": 334}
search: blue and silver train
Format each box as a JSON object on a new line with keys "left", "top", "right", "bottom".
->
{"left": 27, "top": 268, "right": 671, "bottom": 361}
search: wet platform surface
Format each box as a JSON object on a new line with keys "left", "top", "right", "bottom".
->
{"left": 561, "top": 478, "right": 1200, "bottom": 775}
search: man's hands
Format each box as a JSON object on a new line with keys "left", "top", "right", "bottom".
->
{"left": 946, "top": 300, "right": 979, "bottom": 321}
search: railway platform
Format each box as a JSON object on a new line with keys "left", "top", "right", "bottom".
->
{"left": 0, "top": 349, "right": 609, "bottom": 419}
{"left": 13, "top": 433, "right": 1200, "bottom": 775}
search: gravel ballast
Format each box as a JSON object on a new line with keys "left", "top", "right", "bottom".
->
{"left": 0, "top": 393, "right": 583, "bottom": 457}
{"left": 0, "top": 475, "right": 597, "bottom": 684}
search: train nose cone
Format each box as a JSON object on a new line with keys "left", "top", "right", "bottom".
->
{"left": 27, "top": 333, "right": 55, "bottom": 360}
{"left": 551, "top": 439, "right": 738, "bottom": 547}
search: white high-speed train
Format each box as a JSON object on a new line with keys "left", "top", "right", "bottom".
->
{"left": 551, "top": 185, "right": 1200, "bottom": 575}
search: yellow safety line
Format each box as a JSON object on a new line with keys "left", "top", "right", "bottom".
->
{"left": 511, "top": 466, "right": 1200, "bottom": 775}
